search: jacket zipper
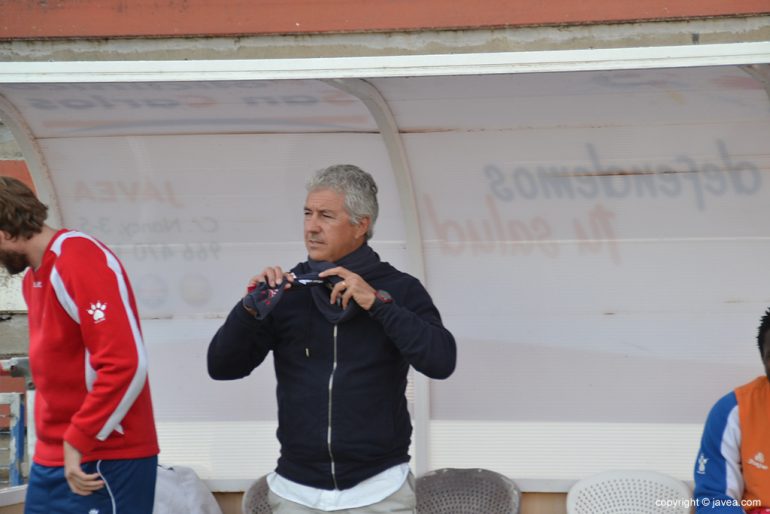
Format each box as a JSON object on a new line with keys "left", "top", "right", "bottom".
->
{"left": 327, "top": 323, "right": 339, "bottom": 489}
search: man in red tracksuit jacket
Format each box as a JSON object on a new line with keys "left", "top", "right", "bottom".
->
{"left": 0, "top": 177, "right": 159, "bottom": 513}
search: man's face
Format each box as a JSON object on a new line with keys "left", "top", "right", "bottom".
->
{"left": 304, "top": 189, "right": 369, "bottom": 263}
{"left": 0, "top": 234, "right": 29, "bottom": 275}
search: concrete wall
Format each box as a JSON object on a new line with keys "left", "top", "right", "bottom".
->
{"left": 2, "top": 16, "right": 769, "bottom": 63}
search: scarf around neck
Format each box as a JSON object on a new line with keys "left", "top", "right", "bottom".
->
{"left": 243, "top": 243, "right": 382, "bottom": 323}
{"left": 302, "top": 243, "right": 382, "bottom": 324}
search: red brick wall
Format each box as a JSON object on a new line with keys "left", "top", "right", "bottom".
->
{"left": 0, "top": 161, "right": 34, "bottom": 192}
{"left": 0, "top": 378, "right": 25, "bottom": 429}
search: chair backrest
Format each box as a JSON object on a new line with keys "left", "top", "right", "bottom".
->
{"left": 566, "top": 469, "right": 693, "bottom": 514}
{"left": 155, "top": 465, "right": 224, "bottom": 514}
{"left": 241, "top": 475, "right": 271, "bottom": 514}
{"left": 416, "top": 468, "right": 521, "bottom": 514}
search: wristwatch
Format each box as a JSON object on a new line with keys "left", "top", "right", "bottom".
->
{"left": 372, "top": 289, "right": 393, "bottom": 310}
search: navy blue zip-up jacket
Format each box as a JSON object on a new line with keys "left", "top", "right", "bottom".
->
{"left": 207, "top": 260, "right": 456, "bottom": 490}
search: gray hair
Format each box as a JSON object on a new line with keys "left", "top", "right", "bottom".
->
{"left": 306, "top": 164, "right": 379, "bottom": 240}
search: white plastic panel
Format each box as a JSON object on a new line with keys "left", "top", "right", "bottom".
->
{"left": 407, "top": 121, "right": 770, "bottom": 426}
{"left": 0, "top": 80, "right": 376, "bottom": 137}
{"left": 37, "top": 133, "right": 406, "bottom": 318}
{"left": 371, "top": 66, "right": 769, "bottom": 130}
{"left": 429, "top": 421, "right": 702, "bottom": 481}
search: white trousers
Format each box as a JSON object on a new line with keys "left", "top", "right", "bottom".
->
{"left": 267, "top": 474, "right": 416, "bottom": 514}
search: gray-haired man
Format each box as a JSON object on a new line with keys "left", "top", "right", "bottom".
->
{"left": 208, "top": 164, "right": 456, "bottom": 513}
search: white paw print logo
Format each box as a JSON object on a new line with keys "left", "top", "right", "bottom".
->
{"left": 87, "top": 302, "right": 107, "bottom": 323}
{"left": 89, "top": 509, "right": 100, "bottom": 514}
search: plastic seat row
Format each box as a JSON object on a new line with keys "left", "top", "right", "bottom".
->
{"left": 242, "top": 468, "right": 693, "bottom": 514}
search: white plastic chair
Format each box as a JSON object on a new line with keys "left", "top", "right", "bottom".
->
{"left": 416, "top": 468, "right": 521, "bottom": 513}
{"left": 241, "top": 475, "right": 271, "bottom": 514}
{"left": 154, "top": 465, "right": 223, "bottom": 514}
{"left": 567, "top": 469, "right": 693, "bottom": 514}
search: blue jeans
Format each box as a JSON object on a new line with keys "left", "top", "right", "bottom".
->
{"left": 25, "top": 455, "right": 158, "bottom": 514}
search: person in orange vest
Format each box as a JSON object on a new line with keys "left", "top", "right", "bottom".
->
{"left": 694, "top": 307, "right": 770, "bottom": 514}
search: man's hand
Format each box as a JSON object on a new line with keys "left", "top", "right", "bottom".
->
{"left": 63, "top": 441, "right": 104, "bottom": 495}
{"left": 245, "top": 266, "right": 294, "bottom": 295}
{"left": 319, "top": 267, "right": 377, "bottom": 310}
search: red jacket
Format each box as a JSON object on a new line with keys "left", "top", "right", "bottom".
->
{"left": 23, "top": 229, "right": 159, "bottom": 466}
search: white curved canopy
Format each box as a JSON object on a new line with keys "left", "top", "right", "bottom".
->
{"left": 1, "top": 42, "right": 769, "bottom": 489}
